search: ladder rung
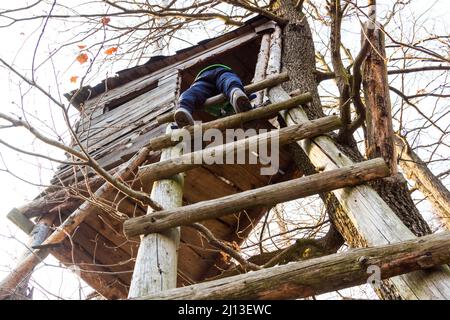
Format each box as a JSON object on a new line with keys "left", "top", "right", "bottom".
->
{"left": 139, "top": 115, "right": 341, "bottom": 184}
{"left": 147, "top": 92, "right": 313, "bottom": 152}
{"left": 136, "top": 231, "right": 450, "bottom": 300}
{"left": 124, "top": 158, "right": 390, "bottom": 238}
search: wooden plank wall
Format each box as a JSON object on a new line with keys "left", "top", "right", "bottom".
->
{"left": 52, "top": 71, "right": 178, "bottom": 185}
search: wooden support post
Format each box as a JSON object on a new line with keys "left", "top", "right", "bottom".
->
{"left": 0, "top": 147, "right": 151, "bottom": 298}
{"left": 125, "top": 158, "right": 390, "bottom": 237}
{"left": 128, "top": 126, "right": 184, "bottom": 298}
{"left": 267, "top": 25, "right": 283, "bottom": 77}
{"left": 156, "top": 72, "right": 290, "bottom": 125}
{"left": 148, "top": 93, "right": 312, "bottom": 152}
{"left": 136, "top": 231, "right": 450, "bottom": 300}
{"left": 394, "top": 135, "right": 450, "bottom": 230}
{"left": 362, "top": 26, "right": 431, "bottom": 240}
{"left": 139, "top": 115, "right": 341, "bottom": 184}
{"left": 266, "top": 23, "right": 450, "bottom": 299}
{"left": 252, "top": 33, "right": 271, "bottom": 105}
{"left": 363, "top": 26, "right": 397, "bottom": 175}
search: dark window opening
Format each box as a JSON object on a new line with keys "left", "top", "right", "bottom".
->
{"left": 179, "top": 37, "right": 261, "bottom": 93}
{"left": 103, "top": 80, "right": 158, "bottom": 113}
{"left": 179, "top": 36, "right": 262, "bottom": 122}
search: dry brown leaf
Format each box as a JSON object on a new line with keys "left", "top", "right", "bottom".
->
{"left": 219, "top": 251, "right": 230, "bottom": 263}
{"left": 76, "top": 53, "right": 88, "bottom": 64}
{"left": 104, "top": 47, "right": 118, "bottom": 55}
{"left": 101, "top": 17, "right": 111, "bottom": 26}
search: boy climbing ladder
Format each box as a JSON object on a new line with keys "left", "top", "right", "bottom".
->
{"left": 174, "top": 64, "right": 254, "bottom": 127}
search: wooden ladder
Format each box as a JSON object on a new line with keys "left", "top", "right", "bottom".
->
{"left": 126, "top": 25, "right": 450, "bottom": 300}
{"left": 124, "top": 73, "right": 397, "bottom": 299}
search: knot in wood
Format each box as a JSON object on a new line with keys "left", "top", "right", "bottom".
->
{"left": 417, "top": 252, "right": 434, "bottom": 269}
{"left": 357, "top": 256, "right": 370, "bottom": 266}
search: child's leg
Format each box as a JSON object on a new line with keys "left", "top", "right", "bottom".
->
{"left": 214, "top": 70, "right": 245, "bottom": 101}
{"left": 215, "top": 70, "right": 251, "bottom": 113}
{"left": 175, "top": 80, "right": 216, "bottom": 127}
{"left": 178, "top": 80, "right": 216, "bottom": 113}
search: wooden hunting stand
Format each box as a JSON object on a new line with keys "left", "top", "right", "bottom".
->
{"left": 2, "top": 16, "right": 450, "bottom": 300}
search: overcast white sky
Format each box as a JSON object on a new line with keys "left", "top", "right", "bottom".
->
{"left": 0, "top": 0, "right": 449, "bottom": 299}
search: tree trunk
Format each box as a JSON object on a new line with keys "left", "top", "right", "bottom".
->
{"left": 275, "top": 0, "right": 367, "bottom": 250}
{"left": 271, "top": 0, "right": 350, "bottom": 262}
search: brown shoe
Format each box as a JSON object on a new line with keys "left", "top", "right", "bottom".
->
{"left": 230, "top": 88, "right": 252, "bottom": 113}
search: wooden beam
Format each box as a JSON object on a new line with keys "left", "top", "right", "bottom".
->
{"left": 148, "top": 92, "right": 312, "bottom": 152}
{"left": 156, "top": 72, "right": 290, "bottom": 125}
{"left": 128, "top": 127, "right": 184, "bottom": 298}
{"left": 7, "top": 208, "right": 34, "bottom": 235}
{"left": 125, "top": 158, "right": 390, "bottom": 237}
{"left": 12, "top": 173, "right": 108, "bottom": 219}
{"left": 136, "top": 231, "right": 450, "bottom": 300}
{"left": 0, "top": 247, "right": 49, "bottom": 300}
{"left": 139, "top": 115, "right": 341, "bottom": 184}
{"left": 254, "top": 20, "right": 277, "bottom": 34}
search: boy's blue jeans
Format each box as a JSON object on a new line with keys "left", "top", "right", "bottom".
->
{"left": 178, "top": 66, "right": 245, "bottom": 114}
